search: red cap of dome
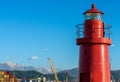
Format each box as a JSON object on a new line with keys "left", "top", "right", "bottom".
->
{"left": 84, "top": 4, "right": 104, "bottom": 15}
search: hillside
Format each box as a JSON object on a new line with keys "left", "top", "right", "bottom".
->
{"left": 9, "top": 70, "right": 43, "bottom": 79}
{"left": 8, "top": 70, "right": 75, "bottom": 81}
{"left": 3, "top": 68, "right": 120, "bottom": 81}
{"left": 60, "top": 68, "right": 120, "bottom": 81}
{"left": 111, "top": 70, "right": 120, "bottom": 81}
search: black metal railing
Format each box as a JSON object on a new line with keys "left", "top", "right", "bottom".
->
{"left": 76, "top": 24, "right": 84, "bottom": 38}
{"left": 104, "top": 24, "right": 112, "bottom": 38}
{"left": 76, "top": 24, "right": 112, "bottom": 39}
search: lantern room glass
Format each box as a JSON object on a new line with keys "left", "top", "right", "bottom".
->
{"left": 85, "top": 13, "right": 102, "bottom": 20}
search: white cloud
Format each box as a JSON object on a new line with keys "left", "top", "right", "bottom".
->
{"left": 29, "top": 56, "right": 38, "bottom": 60}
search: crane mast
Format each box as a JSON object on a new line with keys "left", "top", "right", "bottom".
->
{"left": 65, "top": 71, "right": 68, "bottom": 82}
{"left": 48, "top": 58, "right": 59, "bottom": 82}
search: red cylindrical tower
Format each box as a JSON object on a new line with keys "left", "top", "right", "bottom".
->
{"left": 76, "top": 4, "right": 112, "bottom": 82}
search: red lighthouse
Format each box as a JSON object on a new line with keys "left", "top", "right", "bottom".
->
{"left": 76, "top": 4, "right": 112, "bottom": 82}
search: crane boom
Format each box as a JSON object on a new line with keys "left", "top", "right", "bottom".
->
{"left": 48, "top": 58, "right": 59, "bottom": 82}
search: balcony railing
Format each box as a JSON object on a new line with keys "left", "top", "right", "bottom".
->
{"left": 76, "top": 24, "right": 112, "bottom": 39}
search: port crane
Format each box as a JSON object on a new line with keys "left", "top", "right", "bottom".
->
{"left": 48, "top": 58, "right": 59, "bottom": 82}
{"left": 65, "top": 71, "right": 68, "bottom": 82}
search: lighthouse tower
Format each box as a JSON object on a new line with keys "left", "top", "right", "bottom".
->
{"left": 76, "top": 4, "right": 112, "bottom": 82}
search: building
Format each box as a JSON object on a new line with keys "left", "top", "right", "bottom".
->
{"left": 0, "top": 71, "right": 18, "bottom": 82}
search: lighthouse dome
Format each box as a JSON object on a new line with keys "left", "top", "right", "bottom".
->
{"left": 84, "top": 4, "right": 103, "bottom": 20}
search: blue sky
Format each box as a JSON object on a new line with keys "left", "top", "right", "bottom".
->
{"left": 0, "top": 0, "right": 119, "bottom": 70}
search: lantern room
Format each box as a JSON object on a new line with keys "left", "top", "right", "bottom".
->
{"left": 84, "top": 4, "right": 104, "bottom": 20}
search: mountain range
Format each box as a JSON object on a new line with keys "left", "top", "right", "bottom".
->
{"left": 0, "top": 61, "right": 120, "bottom": 81}
{"left": 0, "top": 61, "right": 62, "bottom": 74}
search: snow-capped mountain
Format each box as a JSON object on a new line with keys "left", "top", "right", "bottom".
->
{"left": 0, "top": 61, "right": 62, "bottom": 74}
{"left": 35, "top": 67, "right": 51, "bottom": 74}
{"left": 0, "top": 61, "right": 33, "bottom": 71}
